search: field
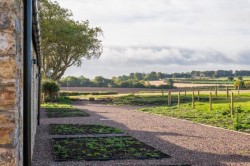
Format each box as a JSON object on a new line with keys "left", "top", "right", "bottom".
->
{"left": 60, "top": 87, "right": 164, "bottom": 94}
{"left": 112, "top": 92, "right": 250, "bottom": 133}
{"left": 147, "top": 80, "right": 234, "bottom": 88}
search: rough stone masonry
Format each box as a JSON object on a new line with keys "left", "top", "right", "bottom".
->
{"left": 0, "top": 0, "right": 39, "bottom": 165}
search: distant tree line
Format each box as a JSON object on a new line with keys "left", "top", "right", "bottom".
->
{"left": 59, "top": 70, "right": 250, "bottom": 88}
{"left": 186, "top": 70, "right": 250, "bottom": 78}
{"left": 59, "top": 74, "right": 174, "bottom": 89}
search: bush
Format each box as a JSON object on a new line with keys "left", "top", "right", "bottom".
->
{"left": 244, "top": 81, "right": 250, "bottom": 89}
{"left": 42, "top": 79, "right": 60, "bottom": 101}
{"left": 234, "top": 80, "right": 245, "bottom": 89}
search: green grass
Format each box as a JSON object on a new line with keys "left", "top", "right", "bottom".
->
{"left": 45, "top": 108, "right": 89, "bottom": 118}
{"left": 112, "top": 93, "right": 250, "bottom": 132}
{"left": 52, "top": 137, "right": 170, "bottom": 161}
{"left": 49, "top": 124, "right": 124, "bottom": 135}
{"left": 42, "top": 97, "right": 89, "bottom": 118}
{"left": 41, "top": 97, "right": 72, "bottom": 108}
{"left": 112, "top": 95, "right": 169, "bottom": 106}
{"left": 140, "top": 100, "right": 250, "bottom": 133}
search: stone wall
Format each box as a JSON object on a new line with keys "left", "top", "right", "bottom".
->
{"left": 0, "top": 0, "right": 39, "bottom": 165}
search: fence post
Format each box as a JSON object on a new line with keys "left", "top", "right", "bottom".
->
{"left": 178, "top": 91, "right": 180, "bottom": 108}
{"left": 215, "top": 86, "right": 218, "bottom": 97}
{"left": 168, "top": 91, "right": 171, "bottom": 106}
{"left": 192, "top": 91, "right": 195, "bottom": 109}
{"left": 226, "top": 86, "right": 229, "bottom": 99}
{"left": 184, "top": 87, "right": 186, "bottom": 96}
{"left": 238, "top": 85, "right": 240, "bottom": 96}
{"left": 209, "top": 92, "right": 212, "bottom": 111}
{"left": 161, "top": 89, "right": 164, "bottom": 96}
{"left": 231, "top": 92, "right": 234, "bottom": 117}
{"left": 198, "top": 89, "right": 200, "bottom": 101}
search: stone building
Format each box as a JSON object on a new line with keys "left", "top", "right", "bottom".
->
{"left": 0, "top": 0, "right": 41, "bottom": 165}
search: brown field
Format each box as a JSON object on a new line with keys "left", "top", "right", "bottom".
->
{"left": 60, "top": 87, "right": 164, "bottom": 94}
{"left": 147, "top": 81, "right": 233, "bottom": 88}
{"left": 60, "top": 87, "right": 250, "bottom": 96}
{"left": 174, "top": 83, "right": 233, "bottom": 88}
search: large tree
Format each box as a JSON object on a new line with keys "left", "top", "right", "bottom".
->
{"left": 40, "top": 0, "right": 103, "bottom": 81}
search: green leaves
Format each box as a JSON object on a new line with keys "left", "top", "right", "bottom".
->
{"left": 41, "top": 79, "right": 60, "bottom": 101}
{"left": 40, "top": 0, "right": 103, "bottom": 81}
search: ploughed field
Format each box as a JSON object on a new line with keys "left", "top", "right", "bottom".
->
{"left": 60, "top": 87, "right": 165, "bottom": 94}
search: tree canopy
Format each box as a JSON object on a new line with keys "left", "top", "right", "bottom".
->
{"left": 40, "top": 0, "right": 103, "bottom": 81}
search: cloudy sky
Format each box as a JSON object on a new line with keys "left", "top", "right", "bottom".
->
{"left": 58, "top": 0, "right": 250, "bottom": 78}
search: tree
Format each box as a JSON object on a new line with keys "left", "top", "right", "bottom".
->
{"left": 93, "top": 76, "right": 112, "bottom": 87}
{"left": 156, "top": 72, "right": 165, "bottom": 80}
{"left": 237, "top": 76, "right": 243, "bottom": 81}
{"left": 244, "top": 81, "right": 250, "bottom": 88}
{"left": 234, "top": 80, "right": 245, "bottom": 89}
{"left": 228, "top": 76, "right": 234, "bottom": 81}
{"left": 134, "top": 72, "right": 144, "bottom": 81}
{"left": 166, "top": 79, "right": 174, "bottom": 87}
{"left": 78, "top": 76, "right": 92, "bottom": 87}
{"left": 144, "top": 72, "right": 158, "bottom": 81}
{"left": 40, "top": 0, "right": 103, "bottom": 81}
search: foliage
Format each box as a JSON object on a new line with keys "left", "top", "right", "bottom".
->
{"left": 166, "top": 79, "right": 174, "bottom": 87}
{"left": 45, "top": 107, "right": 89, "bottom": 118}
{"left": 46, "top": 105, "right": 88, "bottom": 117}
{"left": 228, "top": 76, "right": 234, "bottom": 81}
{"left": 40, "top": 0, "right": 103, "bottom": 81}
{"left": 59, "top": 70, "right": 250, "bottom": 89}
{"left": 41, "top": 79, "right": 60, "bottom": 101}
{"left": 41, "top": 96, "right": 72, "bottom": 108}
{"left": 234, "top": 80, "right": 245, "bottom": 89}
{"left": 52, "top": 137, "right": 169, "bottom": 161}
{"left": 59, "top": 75, "right": 175, "bottom": 89}
{"left": 50, "top": 124, "right": 123, "bottom": 135}
{"left": 237, "top": 76, "right": 243, "bottom": 80}
{"left": 244, "top": 81, "right": 250, "bottom": 88}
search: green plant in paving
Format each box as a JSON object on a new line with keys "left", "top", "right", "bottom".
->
{"left": 46, "top": 108, "right": 89, "bottom": 118}
{"left": 52, "top": 137, "right": 170, "bottom": 161}
{"left": 49, "top": 124, "right": 124, "bottom": 135}
{"left": 42, "top": 97, "right": 89, "bottom": 118}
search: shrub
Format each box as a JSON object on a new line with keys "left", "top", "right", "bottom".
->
{"left": 234, "top": 80, "right": 245, "bottom": 89}
{"left": 42, "top": 79, "right": 60, "bottom": 101}
{"left": 228, "top": 76, "right": 234, "bottom": 81}
{"left": 244, "top": 81, "right": 250, "bottom": 89}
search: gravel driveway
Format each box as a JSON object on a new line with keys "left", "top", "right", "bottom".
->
{"left": 32, "top": 102, "right": 250, "bottom": 166}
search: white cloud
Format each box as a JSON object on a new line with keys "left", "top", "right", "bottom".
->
{"left": 56, "top": 0, "right": 250, "bottom": 78}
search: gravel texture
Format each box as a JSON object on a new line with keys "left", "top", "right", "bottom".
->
{"left": 32, "top": 102, "right": 250, "bottom": 166}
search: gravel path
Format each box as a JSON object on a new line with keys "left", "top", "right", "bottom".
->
{"left": 32, "top": 102, "right": 250, "bottom": 166}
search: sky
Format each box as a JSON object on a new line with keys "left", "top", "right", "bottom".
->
{"left": 57, "top": 0, "right": 250, "bottom": 79}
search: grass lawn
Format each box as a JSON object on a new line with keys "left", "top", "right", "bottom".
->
{"left": 49, "top": 124, "right": 123, "bottom": 135}
{"left": 42, "top": 98, "right": 89, "bottom": 118}
{"left": 52, "top": 136, "right": 170, "bottom": 161}
{"left": 45, "top": 108, "right": 89, "bottom": 118}
{"left": 112, "top": 94, "right": 250, "bottom": 133}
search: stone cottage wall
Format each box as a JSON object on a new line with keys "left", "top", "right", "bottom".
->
{"left": 0, "top": 0, "right": 39, "bottom": 165}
